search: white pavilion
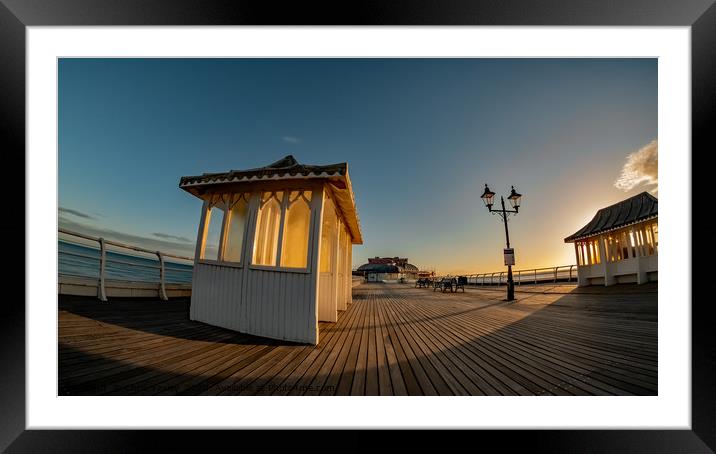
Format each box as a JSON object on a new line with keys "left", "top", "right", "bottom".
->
{"left": 179, "top": 155, "right": 363, "bottom": 344}
{"left": 564, "top": 191, "right": 657, "bottom": 286}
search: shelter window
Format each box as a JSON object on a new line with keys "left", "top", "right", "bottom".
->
{"left": 320, "top": 196, "right": 337, "bottom": 273}
{"left": 200, "top": 194, "right": 228, "bottom": 261}
{"left": 251, "top": 190, "right": 315, "bottom": 269}
{"left": 621, "top": 231, "right": 629, "bottom": 260}
{"left": 280, "top": 191, "right": 312, "bottom": 268}
{"left": 584, "top": 241, "right": 590, "bottom": 265}
{"left": 645, "top": 225, "right": 655, "bottom": 256}
{"left": 634, "top": 229, "right": 645, "bottom": 256}
{"left": 637, "top": 229, "right": 646, "bottom": 256}
{"left": 585, "top": 242, "right": 591, "bottom": 264}
{"left": 253, "top": 191, "right": 283, "bottom": 266}
{"left": 222, "top": 193, "right": 250, "bottom": 263}
{"left": 651, "top": 222, "right": 658, "bottom": 253}
{"left": 629, "top": 230, "right": 637, "bottom": 258}
{"left": 592, "top": 240, "right": 601, "bottom": 264}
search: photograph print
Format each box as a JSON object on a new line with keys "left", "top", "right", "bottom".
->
{"left": 58, "top": 57, "right": 658, "bottom": 396}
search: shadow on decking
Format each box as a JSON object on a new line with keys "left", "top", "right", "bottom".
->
{"left": 59, "top": 294, "right": 302, "bottom": 347}
{"left": 306, "top": 284, "right": 658, "bottom": 396}
{"left": 58, "top": 284, "right": 658, "bottom": 396}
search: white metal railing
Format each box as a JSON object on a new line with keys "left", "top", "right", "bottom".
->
{"left": 59, "top": 228, "right": 194, "bottom": 301}
{"left": 432, "top": 265, "right": 577, "bottom": 287}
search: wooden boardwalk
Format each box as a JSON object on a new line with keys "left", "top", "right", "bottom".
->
{"left": 58, "top": 282, "right": 657, "bottom": 396}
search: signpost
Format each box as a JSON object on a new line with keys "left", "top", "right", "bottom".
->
{"left": 504, "top": 248, "right": 515, "bottom": 266}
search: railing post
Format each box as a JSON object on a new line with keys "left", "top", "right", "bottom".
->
{"left": 534, "top": 269, "right": 538, "bottom": 284}
{"left": 98, "top": 238, "right": 107, "bottom": 301}
{"left": 554, "top": 267, "right": 558, "bottom": 283}
{"left": 157, "top": 251, "right": 168, "bottom": 301}
{"left": 157, "top": 251, "right": 169, "bottom": 301}
{"left": 517, "top": 270, "right": 521, "bottom": 285}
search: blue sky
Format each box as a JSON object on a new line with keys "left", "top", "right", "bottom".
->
{"left": 58, "top": 58, "right": 657, "bottom": 274}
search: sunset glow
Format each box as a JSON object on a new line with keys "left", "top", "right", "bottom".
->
{"left": 59, "top": 58, "right": 657, "bottom": 275}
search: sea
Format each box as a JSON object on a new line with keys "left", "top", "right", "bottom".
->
{"left": 58, "top": 240, "right": 193, "bottom": 284}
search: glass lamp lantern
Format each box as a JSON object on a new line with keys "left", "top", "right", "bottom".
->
{"left": 508, "top": 186, "right": 522, "bottom": 210}
{"left": 480, "top": 184, "right": 496, "bottom": 210}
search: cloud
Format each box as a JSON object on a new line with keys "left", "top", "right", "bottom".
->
{"left": 59, "top": 207, "right": 97, "bottom": 220}
{"left": 614, "top": 139, "right": 658, "bottom": 194}
{"left": 282, "top": 136, "right": 302, "bottom": 144}
{"left": 153, "top": 232, "right": 192, "bottom": 243}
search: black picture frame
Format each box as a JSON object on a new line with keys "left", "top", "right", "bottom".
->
{"left": 4, "top": 0, "right": 711, "bottom": 451}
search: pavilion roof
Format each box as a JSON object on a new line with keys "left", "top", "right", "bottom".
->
{"left": 564, "top": 191, "right": 657, "bottom": 243}
{"left": 179, "top": 155, "right": 363, "bottom": 244}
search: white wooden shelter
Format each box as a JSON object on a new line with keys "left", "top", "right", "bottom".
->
{"left": 179, "top": 155, "right": 363, "bottom": 344}
{"left": 564, "top": 192, "right": 657, "bottom": 286}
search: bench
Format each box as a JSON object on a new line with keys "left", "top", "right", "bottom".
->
{"left": 434, "top": 277, "right": 456, "bottom": 293}
{"left": 415, "top": 278, "right": 431, "bottom": 288}
{"left": 427, "top": 276, "right": 468, "bottom": 293}
{"left": 455, "top": 276, "right": 467, "bottom": 292}
{"left": 432, "top": 279, "right": 443, "bottom": 291}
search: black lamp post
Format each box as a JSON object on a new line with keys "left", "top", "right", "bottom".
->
{"left": 480, "top": 184, "right": 522, "bottom": 301}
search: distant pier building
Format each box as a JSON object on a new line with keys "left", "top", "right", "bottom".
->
{"left": 564, "top": 191, "right": 658, "bottom": 286}
{"left": 355, "top": 257, "right": 419, "bottom": 282}
{"left": 180, "top": 155, "right": 362, "bottom": 344}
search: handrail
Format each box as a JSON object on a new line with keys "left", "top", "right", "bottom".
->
{"left": 59, "top": 228, "right": 194, "bottom": 301}
{"left": 431, "top": 264, "right": 577, "bottom": 286}
{"left": 59, "top": 228, "right": 193, "bottom": 261}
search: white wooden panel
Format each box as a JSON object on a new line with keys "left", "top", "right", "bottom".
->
{"left": 190, "top": 262, "right": 318, "bottom": 344}
{"left": 306, "top": 186, "right": 323, "bottom": 343}
{"left": 611, "top": 258, "right": 639, "bottom": 275}
{"left": 336, "top": 223, "right": 347, "bottom": 311}
{"left": 318, "top": 271, "right": 336, "bottom": 321}
{"left": 643, "top": 255, "right": 658, "bottom": 272}
{"left": 317, "top": 192, "right": 339, "bottom": 322}
{"left": 345, "top": 230, "right": 352, "bottom": 305}
{"left": 578, "top": 263, "right": 603, "bottom": 278}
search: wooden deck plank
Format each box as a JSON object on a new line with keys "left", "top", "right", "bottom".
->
{"left": 381, "top": 294, "right": 468, "bottom": 396}
{"left": 397, "top": 292, "right": 608, "bottom": 395}
{"left": 364, "top": 296, "right": 380, "bottom": 396}
{"left": 442, "top": 296, "right": 658, "bottom": 386}
{"left": 300, "top": 299, "right": 368, "bottom": 396}
{"left": 400, "top": 290, "right": 652, "bottom": 394}
{"left": 279, "top": 299, "right": 365, "bottom": 396}
{"left": 59, "top": 328, "right": 245, "bottom": 388}
{"left": 58, "top": 282, "right": 657, "bottom": 396}
{"left": 373, "top": 291, "right": 425, "bottom": 395}
{"left": 330, "top": 293, "right": 371, "bottom": 395}
{"left": 373, "top": 293, "right": 396, "bottom": 396}
{"left": 349, "top": 296, "right": 371, "bottom": 396}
